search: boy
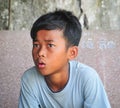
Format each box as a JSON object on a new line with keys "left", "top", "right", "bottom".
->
{"left": 19, "top": 10, "right": 111, "bottom": 108}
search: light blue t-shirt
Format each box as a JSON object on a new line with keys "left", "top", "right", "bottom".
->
{"left": 19, "top": 60, "right": 111, "bottom": 108}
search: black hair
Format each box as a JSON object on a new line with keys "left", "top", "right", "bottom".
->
{"left": 30, "top": 10, "right": 82, "bottom": 47}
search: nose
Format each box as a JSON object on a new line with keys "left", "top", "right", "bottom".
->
{"left": 38, "top": 46, "right": 46, "bottom": 58}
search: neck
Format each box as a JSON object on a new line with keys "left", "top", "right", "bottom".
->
{"left": 45, "top": 63, "right": 69, "bottom": 92}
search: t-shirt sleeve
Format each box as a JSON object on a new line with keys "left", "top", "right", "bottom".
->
{"left": 18, "top": 69, "right": 39, "bottom": 108}
{"left": 81, "top": 68, "right": 111, "bottom": 108}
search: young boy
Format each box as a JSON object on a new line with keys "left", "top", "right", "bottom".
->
{"left": 19, "top": 10, "right": 111, "bottom": 108}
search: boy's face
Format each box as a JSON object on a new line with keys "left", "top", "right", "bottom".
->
{"left": 32, "top": 29, "right": 72, "bottom": 76}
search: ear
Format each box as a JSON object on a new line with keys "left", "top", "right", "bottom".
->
{"left": 68, "top": 46, "right": 78, "bottom": 60}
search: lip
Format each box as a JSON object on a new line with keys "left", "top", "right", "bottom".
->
{"left": 37, "top": 60, "right": 46, "bottom": 69}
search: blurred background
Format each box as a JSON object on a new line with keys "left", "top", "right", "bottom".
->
{"left": 0, "top": 0, "right": 120, "bottom": 108}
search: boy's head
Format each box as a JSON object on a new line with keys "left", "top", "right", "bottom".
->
{"left": 30, "top": 10, "right": 82, "bottom": 48}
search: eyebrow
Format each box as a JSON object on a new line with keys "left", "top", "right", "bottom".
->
{"left": 33, "top": 39, "right": 54, "bottom": 42}
{"left": 44, "top": 40, "right": 54, "bottom": 42}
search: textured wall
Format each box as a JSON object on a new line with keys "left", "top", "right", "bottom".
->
{"left": 0, "top": 31, "right": 120, "bottom": 108}
{"left": 0, "top": 0, "right": 9, "bottom": 30}
{"left": 0, "top": 31, "right": 33, "bottom": 108}
{"left": 81, "top": 0, "right": 120, "bottom": 30}
{"left": 0, "top": 0, "right": 120, "bottom": 30}
{"left": 0, "top": 0, "right": 81, "bottom": 30}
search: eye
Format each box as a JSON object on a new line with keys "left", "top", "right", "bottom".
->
{"left": 48, "top": 44, "right": 55, "bottom": 48}
{"left": 33, "top": 43, "right": 40, "bottom": 48}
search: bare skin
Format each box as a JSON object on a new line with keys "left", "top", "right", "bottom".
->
{"left": 32, "top": 29, "right": 78, "bottom": 92}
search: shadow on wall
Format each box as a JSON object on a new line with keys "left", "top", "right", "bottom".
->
{"left": 0, "top": 30, "right": 120, "bottom": 108}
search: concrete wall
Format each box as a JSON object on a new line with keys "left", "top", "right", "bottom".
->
{"left": 0, "top": 30, "right": 120, "bottom": 108}
{"left": 0, "top": 0, "right": 120, "bottom": 30}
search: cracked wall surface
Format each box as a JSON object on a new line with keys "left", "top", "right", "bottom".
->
{"left": 0, "top": 0, "right": 120, "bottom": 30}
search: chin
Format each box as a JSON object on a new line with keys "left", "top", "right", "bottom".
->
{"left": 36, "top": 68, "right": 49, "bottom": 76}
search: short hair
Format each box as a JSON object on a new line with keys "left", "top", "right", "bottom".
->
{"left": 30, "top": 10, "right": 82, "bottom": 47}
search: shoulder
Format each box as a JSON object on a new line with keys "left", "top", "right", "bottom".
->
{"left": 70, "top": 60, "right": 99, "bottom": 81}
{"left": 70, "top": 60, "right": 104, "bottom": 93}
{"left": 21, "top": 66, "right": 37, "bottom": 80}
{"left": 21, "top": 66, "right": 42, "bottom": 85}
{"left": 70, "top": 60, "right": 98, "bottom": 75}
{"left": 20, "top": 66, "right": 44, "bottom": 94}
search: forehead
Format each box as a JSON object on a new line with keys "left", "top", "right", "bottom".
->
{"left": 35, "top": 29, "right": 65, "bottom": 42}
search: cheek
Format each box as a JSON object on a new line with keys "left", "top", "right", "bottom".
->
{"left": 54, "top": 49, "right": 68, "bottom": 59}
{"left": 32, "top": 49, "right": 37, "bottom": 59}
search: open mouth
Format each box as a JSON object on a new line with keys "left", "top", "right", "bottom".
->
{"left": 38, "top": 61, "right": 46, "bottom": 68}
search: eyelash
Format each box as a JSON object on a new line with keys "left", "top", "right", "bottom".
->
{"left": 33, "top": 43, "right": 55, "bottom": 48}
{"left": 47, "top": 44, "right": 55, "bottom": 48}
{"left": 33, "top": 44, "right": 39, "bottom": 48}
